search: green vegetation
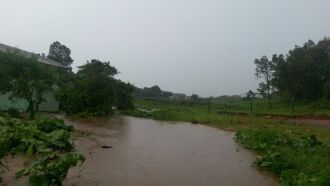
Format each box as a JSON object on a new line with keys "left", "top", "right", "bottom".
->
{"left": 0, "top": 117, "right": 84, "bottom": 186}
{"left": 113, "top": 79, "right": 135, "bottom": 110}
{"left": 134, "top": 85, "right": 174, "bottom": 99}
{"left": 47, "top": 41, "right": 74, "bottom": 71}
{"left": 0, "top": 42, "right": 136, "bottom": 184}
{"left": 2, "top": 37, "right": 330, "bottom": 185}
{"left": 59, "top": 59, "right": 118, "bottom": 115}
{"left": 0, "top": 51, "right": 57, "bottom": 119}
{"left": 16, "top": 152, "right": 84, "bottom": 186}
{"left": 236, "top": 129, "right": 330, "bottom": 185}
{"left": 0, "top": 41, "right": 134, "bottom": 117}
{"left": 254, "top": 37, "right": 330, "bottom": 102}
{"left": 128, "top": 97, "right": 330, "bottom": 120}
{"left": 129, "top": 98, "right": 330, "bottom": 127}
{"left": 59, "top": 59, "right": 134, "bottom": 115}
{"left": 0, "top": 108, "right": 22, "bottom": 118}
{"left": 125, "top": 38, "right": 330, "bottom": 185}
{"left": 0, "top": 45, "right": 91, "bottom": 185}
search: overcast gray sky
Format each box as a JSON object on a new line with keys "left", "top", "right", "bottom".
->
{"left": 1, "top": 0, "right": 330, "bottom": 97}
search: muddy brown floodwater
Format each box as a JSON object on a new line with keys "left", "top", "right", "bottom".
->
{"left": 2, "top": 115, "right": 279, "bottom": 186}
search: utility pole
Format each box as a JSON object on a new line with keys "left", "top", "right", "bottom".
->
{"left": 291, "top": 96, "right": 295, "bottom": 116}
{"left": 250, "top": 98, "right": 253, "bottom": 113}
{"left": 207, "top": 97, "right": 210, "bottom": 113}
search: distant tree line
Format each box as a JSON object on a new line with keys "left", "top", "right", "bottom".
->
{"left": 134, "top": 85, "right": 174, "bottom": 99}
{"left": 134, "top": 85, "right": 202, "bottom": 101}
{"left": 254, "top": 37, "right": 330, "bottom": 101}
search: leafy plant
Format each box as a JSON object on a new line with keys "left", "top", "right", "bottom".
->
{"left": 36, "top": 118, "right": 73, "bottom": 133}
{"left": 16, "top": 152, "right": 85, "bottom": 186}
{"left": 0, "top": 117, "right": 84, "bottom": 185}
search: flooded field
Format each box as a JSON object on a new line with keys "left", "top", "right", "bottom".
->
{"left": 63, "top": 116, "right": 277, "bottom": 186}
{"left": 2, "top": 115, "right": 278, "bottom": 186}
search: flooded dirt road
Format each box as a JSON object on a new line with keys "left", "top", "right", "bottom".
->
{"left": 61, "top": 116, "right": 278, "bottom": 186}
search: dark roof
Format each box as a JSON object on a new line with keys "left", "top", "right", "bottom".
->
{"left": 0, "top": 42, "right": 66, "bottom": 68}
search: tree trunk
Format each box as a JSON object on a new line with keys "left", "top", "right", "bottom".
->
{"left": 28, "top": 102, "right": 35, "bottom": 119}
{"left": 29, "top": 109, "right": 36, "bottom": 119}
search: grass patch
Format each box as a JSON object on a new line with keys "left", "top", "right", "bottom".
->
{"left": 236, "top": 129, "right": 330, "bottom": 185}
{"left": 131, "top": 97, "right": 330, "bottom": 117}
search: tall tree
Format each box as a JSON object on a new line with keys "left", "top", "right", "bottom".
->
{"left": 254, "top": 56, "right": 274, "bottom": 102}
{"left": 60, "top": 60, "right": 118, "bottom": 115}
{"left": 263, "top": 38, "right": 330, "bottom": 101}
{"left": 48, "top": 41, "right": 73, "bottom": 70}
{"left": 245, "top": 90, "right": 256, "bottom": 101}
{"left": 113, "top": 80, "right": 135, "bottom": 110}
{"left": 318, "top": 37, "right": 330, "bottom": 56}
{"left": 0, "top": 52, "right": 56, "bottom": 119}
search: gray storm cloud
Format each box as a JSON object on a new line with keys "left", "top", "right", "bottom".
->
{"left": 1, "top": 0, "right": 330, "bottom": 96}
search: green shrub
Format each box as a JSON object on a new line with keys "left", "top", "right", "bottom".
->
{"left": 46, "top": 130, "right": 73, "bottom": 151}
{"left": 0, "top": 117, "right": 84, "bottom": 185}
{"left": 16, "top": 152, "right": 85, "bottom": 186}
{"left": 6, "top": 108, "right": 22, "bottom": 118}
{"left": 236, "top": 129, "right": 330, "bottom": 185}
{"left": 323, "top": 81, "right": 330, "bottom": 100}
{"left": 36, "top": 118, "right": 73, "bottom": 133}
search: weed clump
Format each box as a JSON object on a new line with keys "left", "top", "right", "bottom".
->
{"left": 236, "top": 129, "right": 330, "bottom": 185}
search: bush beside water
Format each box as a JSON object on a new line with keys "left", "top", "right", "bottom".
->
{"left": 236, "top": 129, "right": 330, "bottom": 186}
{"left": 0, "top": 117, "right": 84, "bottom": 186}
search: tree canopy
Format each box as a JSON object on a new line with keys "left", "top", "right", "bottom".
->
{"left": 134, "top": 85, "right": 174, "bottom": 99}
{"left": 113, "top": 79, "right": 135, "bottom": 110}
{"left": 254, "top": 37, "right": 330, "bottom": 101}
{"left": 254, "top": 56, "right": 274, "bottom": 100}
{"left": 0, "top": 51, "right": 56, "bottom": 118}
{"left": 48, "top": 41, "right": 73, "bottom": 70}
{"left": 59, "top": 59, "right": 134, "bottom": 115}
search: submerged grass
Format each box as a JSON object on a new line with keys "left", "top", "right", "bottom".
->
{"left": 125, "top": 98, "right": 330, "bottom": 185}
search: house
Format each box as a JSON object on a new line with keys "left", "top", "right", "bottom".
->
{"left": 0, "top": 43, "right": 66, "bottom": 112}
